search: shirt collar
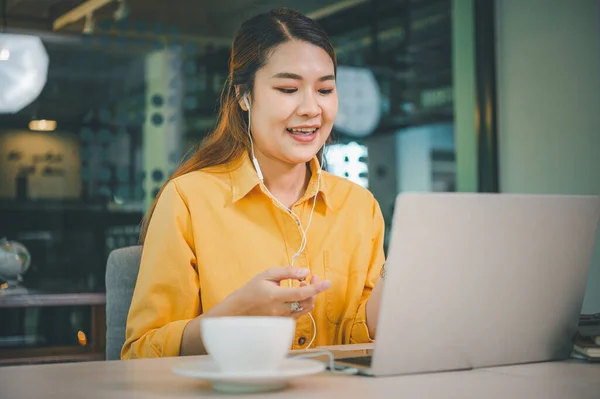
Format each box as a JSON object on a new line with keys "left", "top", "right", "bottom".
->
{"left": 229, "top": 151, "right": 334, "bottom": 211}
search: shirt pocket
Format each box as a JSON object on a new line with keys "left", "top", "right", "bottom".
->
{"left": 322, "top": 250, "right": 352, "bottom": 325}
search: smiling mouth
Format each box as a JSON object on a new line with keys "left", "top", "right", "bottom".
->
{"left": 286, "top": 127, "right": 319, "bottom": 135}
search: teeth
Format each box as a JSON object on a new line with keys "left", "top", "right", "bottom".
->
{"left": 288, "top": 128, "right": 318, "bottom": 133}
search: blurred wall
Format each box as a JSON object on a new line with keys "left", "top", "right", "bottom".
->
{"left": 496, "top": 0, "right": 600, "bottom": 312}
{"left": 397, "top": 123, "right": 455, "bottom": 193}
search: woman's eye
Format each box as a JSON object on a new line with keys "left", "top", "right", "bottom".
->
{"left": 277, "top": 88, "right": 297, "bottom": 94}
{"left": 319, "top": 89, "right": 335, "bottom": 95}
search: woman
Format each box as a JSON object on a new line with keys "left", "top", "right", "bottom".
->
{"left": 122, "top": 7, "right": 385, "bottom": 359}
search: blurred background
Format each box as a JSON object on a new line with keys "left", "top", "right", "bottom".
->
{"left": 0, "top": 0, "right": 598, "bottom": 365}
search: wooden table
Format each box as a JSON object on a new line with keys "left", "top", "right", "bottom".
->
{"left": 0, "top": 290, "right": 106, "bottom": 366}
{"left": 1, "top": 354, "right": 599, "bottom": 399}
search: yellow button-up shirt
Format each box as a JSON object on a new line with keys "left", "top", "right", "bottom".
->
{"left": 122, "top": 152, "right": 385, "bottom": 359}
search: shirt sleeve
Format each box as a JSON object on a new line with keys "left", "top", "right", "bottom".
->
{"left": 121, "top": 180, "right": 200, "bottom": 359}
{"left": 348, "top": 196, "right": 386, "bottom": 344}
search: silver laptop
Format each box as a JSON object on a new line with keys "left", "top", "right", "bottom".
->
{"left": 329, "top": 193, "right": 600, "bottom": 376}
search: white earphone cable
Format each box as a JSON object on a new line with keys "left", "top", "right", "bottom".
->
{"left": 244, "top": 93, "right": 322, "bottom": 349}
{"left": 291, "top": 350, "right": 360, "bottom": 375}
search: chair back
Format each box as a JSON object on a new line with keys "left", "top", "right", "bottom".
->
{"left": 105, "top": 245, "right": 143, "bottom": 360}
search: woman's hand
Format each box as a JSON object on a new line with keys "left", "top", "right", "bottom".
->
{"left": 228, "top": 267, "right": 331, "bottom": 319}
{"left": 180, "top": 267, "right": 329, "bottom": 356}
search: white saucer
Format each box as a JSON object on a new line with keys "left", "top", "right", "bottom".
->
{"left": 172, "top": 357, "right": 325, "bottom": 393}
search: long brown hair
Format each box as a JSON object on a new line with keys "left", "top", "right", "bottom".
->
{"left": 139, "top": 8, "right": 337, "bottom": 242}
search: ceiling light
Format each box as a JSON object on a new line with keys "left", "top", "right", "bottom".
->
{"left": 29, "top": 120, "right": 57, "bottom": 132}
{"left": 0, "top": 34, "right": 49, "bottom": 114}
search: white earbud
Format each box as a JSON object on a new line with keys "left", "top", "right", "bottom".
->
{"left": 243, "top": 92, "right": 250, "bottom": 112}
{"left": 244, "top": 92, "right": 265, "bottom": 182}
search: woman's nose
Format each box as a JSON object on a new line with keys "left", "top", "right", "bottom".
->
{"left": 297, "top": 92, "right": 320, "bottom": 118}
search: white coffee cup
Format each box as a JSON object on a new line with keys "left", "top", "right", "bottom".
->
{"left": 200, "top": 316, "right": 295, "bottom": 373}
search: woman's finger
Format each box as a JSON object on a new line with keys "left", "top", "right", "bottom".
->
{"left": 263, "top": 266, "right": 310, "bottom": 282}
{"left": 270, "top": 297, "right": 314, "bottom": 317}
{"left": 280, "top": 296, "right": 315, "bottom": 318}
{"left": 310, "top": 274, "right": 321, "bottom": 285}
{"left": 275, "top": 279, "right": 331, "bottom": 302}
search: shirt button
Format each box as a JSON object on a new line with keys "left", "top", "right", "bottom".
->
{"left": 298, "top": 336, "right": 307, "bottom": 346}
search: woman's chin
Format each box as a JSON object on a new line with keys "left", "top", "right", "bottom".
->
{"left": 285, "top": 151, "right": 319, "bottom": 166}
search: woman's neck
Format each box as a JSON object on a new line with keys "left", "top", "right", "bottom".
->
{"left": 253, "top": 150, "right": 310, "bottom": 209}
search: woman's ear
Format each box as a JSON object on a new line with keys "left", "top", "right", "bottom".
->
{"left": 235, "top": 86, "right": 249, "bottom": 111}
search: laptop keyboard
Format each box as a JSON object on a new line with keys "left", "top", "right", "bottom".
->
{"left": 338, "top": 356, "right": 373, "bottom": 367}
